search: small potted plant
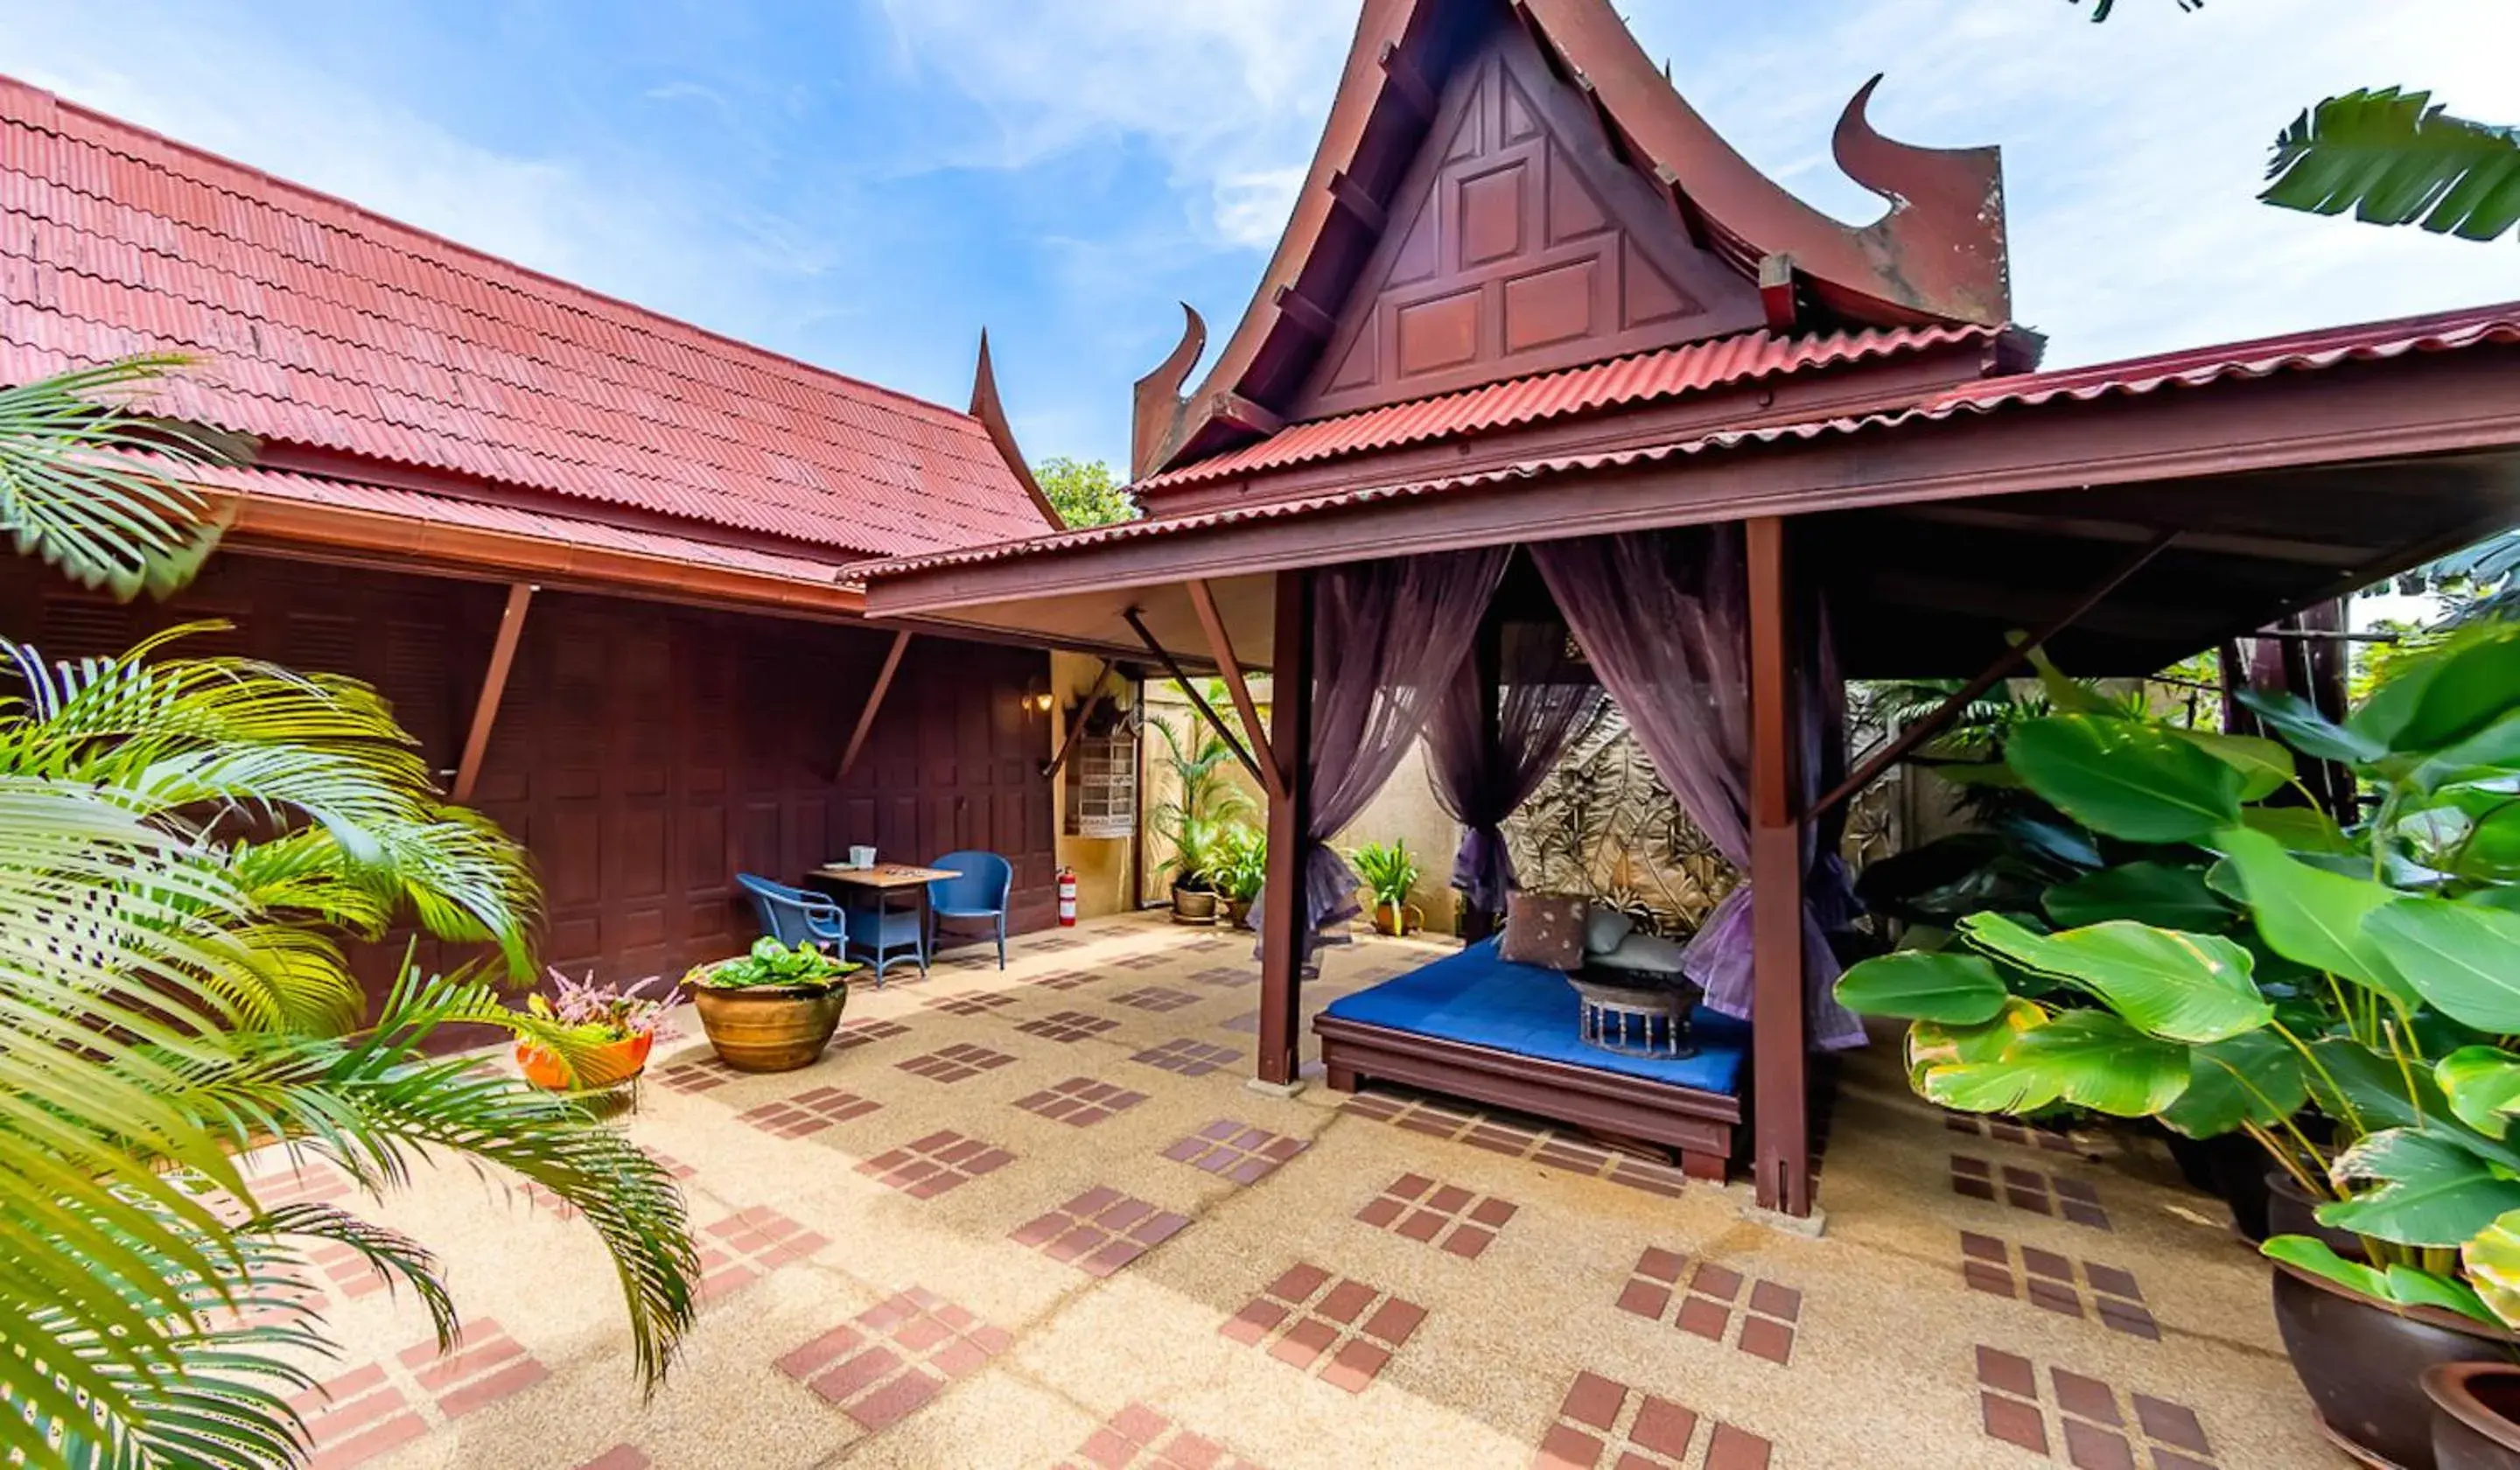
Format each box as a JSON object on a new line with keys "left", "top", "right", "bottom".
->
{"left": 1213, "top": 822, "right": 1266, "bottom": 928}
{"left": 1151, "top": 713, "right": 1252, "bottom": 925}
{"left": 515, "top": 970, "right": 679, "bottom": 1092}
{"left": 683, "top": 937, "right": 858, "bottom": 1074}
{"left": 1350, "top": 839, "right": 1422, "bottom": 936}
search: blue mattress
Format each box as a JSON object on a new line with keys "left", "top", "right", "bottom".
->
{"left": 1320, "top": 937, "right": 1750, "bottom": 1096}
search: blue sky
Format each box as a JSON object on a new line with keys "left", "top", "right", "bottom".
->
{"left": 4, "top": 0, "right": 2516, "bottom": 474}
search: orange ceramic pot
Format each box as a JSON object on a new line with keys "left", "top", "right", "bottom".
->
{"left": 516, "top": 1030, "right": 654, "bottom": 1091}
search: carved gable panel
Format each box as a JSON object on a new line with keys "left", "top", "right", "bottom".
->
{"left": 1296, "top": 26, "right": 1763, "bottom": 421}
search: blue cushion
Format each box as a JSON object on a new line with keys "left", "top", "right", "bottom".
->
{"left": 1320, "top": 937, "right": 1748, "bottom": 1096}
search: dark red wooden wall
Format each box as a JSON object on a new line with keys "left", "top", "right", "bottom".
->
{"left": 0, "top": 551, "right": 1057, "bottom": 997}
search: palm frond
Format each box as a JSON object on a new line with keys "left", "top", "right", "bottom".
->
{"left": 2265, "top": 87, "right": 2520, "bottom": 242}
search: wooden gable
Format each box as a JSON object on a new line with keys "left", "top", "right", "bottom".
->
{"left": 1291, "top": 18, "right": 1764, "bottom": 421}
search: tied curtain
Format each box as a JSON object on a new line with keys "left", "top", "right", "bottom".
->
{"left": 1425, "top": 616, "right": 1606, "bottom": 917}
{"left": 1253, "top": 549, "right": 1509, "bottom": 962}
{"left": 1530, "top": 528, "right": 1866, "bottom": 1051}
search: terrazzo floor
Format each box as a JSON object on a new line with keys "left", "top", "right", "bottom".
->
{"left": 265, "top": 914, "right": 2337, "bottom": 1469}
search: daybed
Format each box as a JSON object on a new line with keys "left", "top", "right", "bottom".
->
{"left": 1314, "top": 937, "right": 1749, "bottom": 1180}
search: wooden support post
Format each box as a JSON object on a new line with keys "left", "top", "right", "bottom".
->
{"left": 1746, "top": 517, "right": 1810, "bottom": 1218}
{"left": 1185, "top": 578, "right": 1284, "bottom": 803}
{"left": 1044, "top": 658, "right": 1116, "bottom": 780}
{"left": 838, "top": 630, "right": 913, "bottom": 780}
{"left": 452, "top": 582, "right": 534, "bottom": 804}
{"left": 1460, "top": 613, "right": 1505, "bottom": 944}
{"left": 1808, "top": 531, "right": 2176, "bottom": 822}
{"left": 1257, "top": 567, "right": 1314, "bottom": 1088}
{"left": 1120, "top": 606, "right": 1269, "bottom": 790}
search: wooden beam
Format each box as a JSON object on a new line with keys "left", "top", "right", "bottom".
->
{"left": 452, "top": 582, "right": 534, "bottom": 804}
{"left": 838, "top": 630, "right": 913, "bottom": 780}
{"left": 1746, "top": 516, "right": 1810, "bottom": 1218}
{"left": 1185, "top": 578, "right": 1284, "bottom": 803}
{"left": 1327, "top": 170, "right": 1387, "bottom": 234}
{"left": 1043, "top": 659, "right": 1116, "bottom": 780}
{"left": 1810, "top": 530, "right": 2176, "bottom": 821}
{"left": 1378, "top": 40, "right": 1436, "bottom": 121}
{"left": 1896, "top": 504, "right": 2364, "bottom": 566}
{"left": 1271, "top": 285, "right": 1338, "bottom": 343}
{"left": 1257, "top": 567, "right": 1315, "bottom": 1086}
{"left": 1759, "top": 254, "right": 1799, "bottom": 334}
{"left": 1212, "top": 389, "right": 1287, "bottom": 438}
{"left": 1120, "top": 606, "right": 1269, "bottom": 789}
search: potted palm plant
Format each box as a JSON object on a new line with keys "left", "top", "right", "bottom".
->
{"left": 684, "top": 938, "right": 858, "bottom": 1073}
{"left": 515, "top": 970, "right": 680, "bottom": 1092}
{"left": 1150, "top": 710, "right": 1252, "bottom": 923}
{"left": 1351, "top": 839, "right": 1423, "bottom": 936}
{"left": 1213, "top": 822, "right": 1266, "bottom": 928}
{"left": 1835, "top": 626, "right": 2520, "bottom": 1470}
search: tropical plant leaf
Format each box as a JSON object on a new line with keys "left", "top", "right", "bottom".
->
{"left": 1834, "top": 950, "right": 2010, "bottom": 1024}
{"left": 2167, "top": 728, "right": 2293, "bottom": 801}
{"left": 2005, "top": 715, "right": 2246, "bottom": 843}
{"left": 2238, "top": 804, "right": 2355, "bottom": 855}
{"left": 2235, "top": 686, "right": 2387, "bottom": 765}
{"left": 1905, "top": 998, "right": 2047, "bottom": 1094}
{"left": 2438, "top": 1046, "right": 2520, "bottom": 1140}
{"left": 2262, "top": 1233, "right": 2392, "bottom": 1303}
{"left": 2215, "top": 826, "right": 2412, "bottom": 1004}
{"left": 1961, "top": 912, "right": 2271, "bottom": 1043}
{"left": 2463, "top": 1208, "right": 2520, "bottom": 1328}
{"left": 2365, "top": 896, "right": 2520, "bottom": 1032}
{"left": 1924, "top": 1009, "right": 2191, "bottom": 1118}
{"left": 2320, "top": 1127, "right": 2520, "bottom": 1246}
{"left": 2042, "top": 860, "right": 2231, "bottom": 931}
{"left": 2383, "top": 1264, "right": 2502, "bottom": 1326}
{"left": 2265, "top": 87, "right": 2520, "bottom": 242}
{"left": 2162, "top": 1031, "right": 2308, "bottom": 1138}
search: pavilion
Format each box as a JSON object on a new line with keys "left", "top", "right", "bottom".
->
{"left": 857, "top": 0, "right": 2520, "bottom": 1218}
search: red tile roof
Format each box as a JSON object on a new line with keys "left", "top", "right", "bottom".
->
{"left": 864, "top": 298, "right": 2520, "bottom": 579}
{"left": 1137, "top": 324, "right": 2000, "bottom": 492}
{"left": 0, "top": 76, "right": 1050, "bottom": 561}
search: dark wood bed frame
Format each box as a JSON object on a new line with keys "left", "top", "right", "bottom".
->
{"left": 1313, "top": 1012, "right": 1742, "bottom": 1181}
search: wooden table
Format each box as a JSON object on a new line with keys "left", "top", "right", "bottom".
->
{"left": 810, "top": 863, "right": 960, "bottom": 986}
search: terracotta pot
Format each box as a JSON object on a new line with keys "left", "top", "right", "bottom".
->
{"left": 2272, "top": 1256, "right": 2520, "bottom": 1470}
{"left": 690, "top": 985, "right": 848, "bottom": 1074}
{"left": 1222, "top": 897, "right": 1253, "bottom": 928}
{"left": 2427, "top": 1363, "right": 2520, "bottom": 1470}
{"left": 515, "top": 1030, "right": 653, "bottom": 1091}
{"left": 1369, "top": 902, "right": 1422, "bottom": 937}
{"left": 1172, "top": 886, "right": 1217, "bottom": 924}
{"left": 2269, "top": 1169, "right": 2366, "bottom": 1258}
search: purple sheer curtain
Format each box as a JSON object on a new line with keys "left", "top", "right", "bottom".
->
{"left": 1253, "top": 549, "right": 1510, "bottom": 962}
{"left": 1425, "top": 618, "right": 1606, "bottom": 916}
{"left": 1530, "top": 528, "right": 1865, "bottom": 1051}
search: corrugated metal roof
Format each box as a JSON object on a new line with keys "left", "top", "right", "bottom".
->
{"left": 192, "top": 462, "right": 854, "bottom": 585}
{"left": 864, "top": 298, "right": 2520, "bottom": 579}
{"left": 0, "top": 76, "right": 1048, "bottom": 560}
{"left": 1137, "top": 323, "right": 1999, "bottom": 492}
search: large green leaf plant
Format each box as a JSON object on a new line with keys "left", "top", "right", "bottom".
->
{"left": 1838, "top": 621, "right": 2520, "bottom": 1326}
{"left": 0, "top": 360, "right": 699, "bottom": 1469}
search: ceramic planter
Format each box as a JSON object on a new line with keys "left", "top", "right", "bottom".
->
{"left": 1172, "top": 886, "right": 1217, "bottom": 924}
{"left": 1222, "top": 897, "right": 1253, "bottom": 928}
{"left": 690, "top": 984, "right": 848, "bottom": 1073}
{"left": 2272, "top": 1256, "right": 2520, "bottom": 1470}
{"left": 2426, "top": 1363, "right": 2520, "bottom": 1470}
{"left": 2268, "top": 1169, "right": 2365, "bottom": 1258}
{"left": 515, "top": 1030, "right": 654, "bottom": 1091}
{"left": 1369, "top": 901, "right": 1422, "bottom": 937}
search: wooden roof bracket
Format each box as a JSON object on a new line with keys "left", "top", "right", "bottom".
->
{"left": 1378, "top": 40, "right": 1438, "bottom": 122}
{"left": 1270, "top": 285, "right": 1338, "bottom": 343}
{"left": 1326, "top": 170, "right": 1388, "bottom": 234}
{"left": 1185, "top": 578, "right": 1286, "bottom": 804}
{"left": 1044, "top": 658, "right": 1117, "bottom": 780}
{"left": 1209, "top": 391, "right": 1286, "bottom": 438}
{"left": 452, "top": 581, "right": 534, "bottom": 804}
{"left": 1758, "top": 254, "right": 1801, "bottom": 333}
{"left": 838, "top": 629, "right": 914, "bottom": 780}
{"left": 1810, "top": 529, "right": 2178, "bottom": 821}
{"left": 1120, "top": 605, "right": 1270, "bottom": 791}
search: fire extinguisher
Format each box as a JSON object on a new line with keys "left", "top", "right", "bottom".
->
{"left": 1056, "top": 866, "right": 1078, "bottom": 927}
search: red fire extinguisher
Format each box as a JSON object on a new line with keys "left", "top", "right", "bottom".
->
{"left": 1056, "top": 866, "right": 1078, "bottom": 927}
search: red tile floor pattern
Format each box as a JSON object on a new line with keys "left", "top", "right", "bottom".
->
{"left": 1017, "top": 1008, "right": 1123, "bottom": 1043}
{"left": 1014, "top": 1075, "right": 1152, "bottom": 1127}
{"left": 1133, "top": 1037, "right": 1245, "bottom": 1077}
{"left": 1028, "top": 968, "right": 1100, "bottom": 990}
{"left": 1951, "top": 1153, "right": 2113, "bottom": 1230}
{"left": 1975, "top": 1348, "right": 2221, "bottom": 1469}
{"left": 1356, "top": 1173, "right": 1519, "bottom": 1259}
{"left": 698, "top": 1206, "right": 831, "bottom": 1300}
{"left": 832, "top": 1017, "right": 915, "bottom": 1051}
{"left": 1946, "top": 1110, "right": 2096, "bottom": 1158}
{"left": 894, "top": 1042, "right": 1019, "bottom": 1084}
{"left": 1343, "top": 1090, "right": 1694, "bottom": 1197}
{"left": 298, "top": 1319, "right": 550, "bottom": 1469}
{"left": 1186, "top": 964, "right": 1258, "bottom": 988}
{"left": 1060, "top": 1402, "right": 1264, "bottom": 1470}
{"left": 1614, "top": 1249, "right": 1802, "bottom": 1367}
{"left": 522, "top": 1147, "right": 696, "bottom": 1222}
{"left": 651, "top": 1055, "right": 741, "bottom": 1094}
{"left": 1961, "top": 1231, "right": 2158, "bottom": 1340}
{"left": 922, "top": 990, "right": 1018, "bottom": 1016}
{"left": 857, "top": 1130, "right": 1017, "bottom": 1198}
{"left": 1535, "top": 1369, "right": 1771, "bottom": 1470}
{"left": 574, "top": 1448, "right": 651, "bottom": 1470}
{"left": 1163, "top": 1120, "right": 1308, "bottom": 1185}
{"left": 778, "top": 1287, "right": 1012, "bottom": 1432}
{"left": 1011, "top": 1186, "right": 1193, "bottom": 1276}
{"left": 1112, "top": 984, "right": 1207, "bottom": 1013}
{"left": 736, "top": 1086, "right": 883, "bottom": 1139}
{"left": 1222, "top": 1264, "right": 1427, "bottom": 1394}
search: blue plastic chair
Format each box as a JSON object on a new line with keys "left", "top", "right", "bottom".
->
{"left": 736, "top": 873, "right": 847, "bottom": 952}
{"left": 928, "top": 850, "right": 1013, "bottom": 970}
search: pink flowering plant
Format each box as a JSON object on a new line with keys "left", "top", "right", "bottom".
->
{"left": 528, "top": 969, "right": 682, "bottom": 1044}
